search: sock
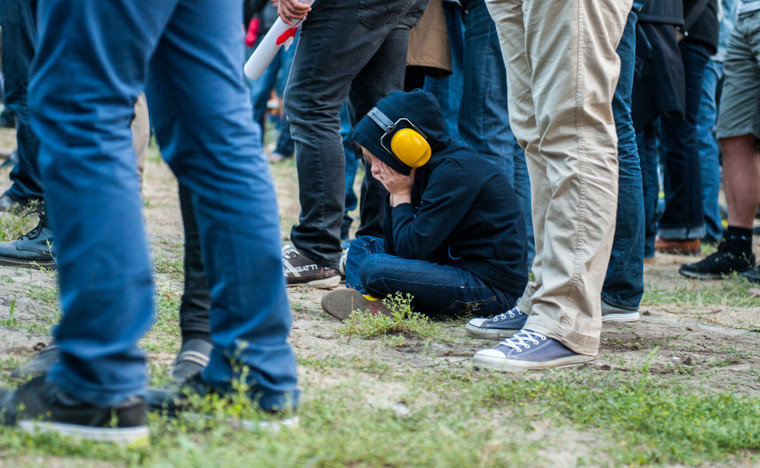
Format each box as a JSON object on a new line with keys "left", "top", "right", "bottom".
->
{"left": 726, "top": 225, "right": 753, "bottom": 258}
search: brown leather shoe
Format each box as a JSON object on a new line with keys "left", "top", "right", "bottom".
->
{"left": 654, "top": 236, "right": 701, "bottom": 255}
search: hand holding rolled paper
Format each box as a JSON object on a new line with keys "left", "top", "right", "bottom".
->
{"left": 244, "top": 0, "right": 313, "bottom": 80}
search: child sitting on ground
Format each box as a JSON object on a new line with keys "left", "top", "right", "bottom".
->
{"left": 321, "top": 90, "right": 528, "bottom": 319}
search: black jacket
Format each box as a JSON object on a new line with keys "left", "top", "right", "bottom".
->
{"left": 353, "top": 90, "right": 529, "bottom": 297}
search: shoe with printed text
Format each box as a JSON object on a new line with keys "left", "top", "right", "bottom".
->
{"left": 282, "top": 245, "right": 340, "bottom": 289}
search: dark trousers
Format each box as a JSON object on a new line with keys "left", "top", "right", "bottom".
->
{"left": 658, "top": 40, "right": 711, "bottom": 238}
{"left": 284, "top": 0, "right": 424, "bottom": 269}
{"left": 0, "top": 0, "right": 43, "bottom": 204}
{"left": 177, "top": 184, "right": 210, "bottom": 338}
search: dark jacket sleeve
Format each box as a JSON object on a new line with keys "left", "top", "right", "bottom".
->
{"left": 388, "top": 160, "right": 480, "bottom": 260}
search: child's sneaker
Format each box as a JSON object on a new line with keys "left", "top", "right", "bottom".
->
{"left": 0, "top": 375, "right": 148, "bottom": 445}
{"left": 465, "top": 305, "right": 527, "bottom": 340}
{"left": 473, "top": 329, "right": 594, "bottom": 372}
{"left": 321, "top": 288, "right": 393, "bottom": 320}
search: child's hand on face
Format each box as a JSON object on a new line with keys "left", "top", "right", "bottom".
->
{"left": 375, "top": 159, "right": 415, "bottom": 206}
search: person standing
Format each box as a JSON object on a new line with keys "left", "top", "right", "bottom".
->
{"left": 471, "top": 0, "right": 630, "bottom": 370}
{"left": 0, "top": 0, "right": 299, "bottom": 442}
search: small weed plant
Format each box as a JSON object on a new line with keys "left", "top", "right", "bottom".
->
{"left": 337, "top": 292, "right": 443, "bottom": 345}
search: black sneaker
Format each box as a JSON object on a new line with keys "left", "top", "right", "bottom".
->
{"left": 170, "top": 339, "right": 212, "bottom": 385}
{"left": 743, "top": 266, "right": 760, "bottom": 284}
{"left": 9, "top": 343, "right": 60, "bottom": 380}
{"left": 0, "top": 375, "right": 149, "bottom": 445}
{"left": 678, "top": 243, "right": 755, "bottom": 280}
{"left": 146, "top": 373, "right": 298, "bottom": 432}
{"left": 282, "top": 244, "right": 340, "bottom": 289}
{"left": 0, "top": 212, "right": 56, "bottom": 269}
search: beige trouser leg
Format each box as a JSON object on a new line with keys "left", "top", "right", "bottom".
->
{"left": 131, "top": 93, "right": 150, "bottom": 183}
{"left": 486, "top": 0, "right": 629, "bottom": 355}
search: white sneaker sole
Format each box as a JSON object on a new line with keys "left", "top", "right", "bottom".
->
{"left": 19, "top": 420, "right": 149, "bottom": 446}
{"left": 472, "top": 354, "right": 594, "bottom": 372}
{"left": 182, "top": 414, "right": 299, "bottom": 433}
{"left": 465, "top": 323, "right": 520, "bottom": 340}
{"left": 601, "top": 311, "right": 641, "bottom": 323}
{"left": 287, "top": 275, "right": 341, "bottom": 289}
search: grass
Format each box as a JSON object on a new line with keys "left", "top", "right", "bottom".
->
{"left": 642, "top": 273, "right": 760, "bottom": 310}
{"left": 337, "top": 292, "right": 446, "bottom": 346}
{"left": 0, "top": 203, "right": 41, "bottom": 242}
{"left": 1, "top": 356, "right": 760, "bottom": 467}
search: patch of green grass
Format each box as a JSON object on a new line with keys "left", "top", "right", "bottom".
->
{"left": 452, "top": 351, "right": 760, "bottom": 465}
{"left": 141, "top": 284, "right": 181, "bottom": 353}
{"left": 0, "top": 205, "right": 41, "bottom": 242}
{"left": 642, "top": 273, "right": 760, "bottom": 310}
{"left": 337, "top": 292, "right": 445, "bottom": 346}
{"left": 1, "top": 348, "right": 760, "bottom": 466}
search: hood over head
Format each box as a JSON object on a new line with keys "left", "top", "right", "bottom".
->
{"left": 353, "top": 89, "right": 449, "bottom": 176}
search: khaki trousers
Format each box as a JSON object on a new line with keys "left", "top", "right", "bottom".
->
{"left": 485, "top": 0, "right": 630, "bottom": 355}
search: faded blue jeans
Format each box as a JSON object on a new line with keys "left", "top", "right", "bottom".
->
{"left": 697, "top": 59, "right": 724, "bottom": 244}
{"left": 30, "top": 0, "right": 298, "bottom": 410}
{"left": 601, "top": 9, "right": 645, "bottom": 312}
{"left": 345, "top": 236, "right": 518, "bottom": 317}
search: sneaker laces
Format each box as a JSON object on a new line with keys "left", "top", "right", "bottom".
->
{"left": 492, "top": 305, "right": 525, "bottom": 321}
{"left": 282, "top": 244, "right": 301, "bottom": 260}
{"left": 497, "top": 330, "right": 546, "bottom": 353}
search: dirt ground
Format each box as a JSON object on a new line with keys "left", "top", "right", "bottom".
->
{"left": 1, "top": 128, "right": 760, "bottom": 465}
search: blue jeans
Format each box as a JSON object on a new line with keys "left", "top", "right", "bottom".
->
{"left": 30, "top": 0, "right": 298, "bottom": 410}
{"left": 602, "top": 10, "right": 644, "bottom": 312}
{"left": 0, "top": 0, "right": 43, "bottom": 204}
{"left": 697, "top": 60, "right": 724, "bottom": 243}
{"left": 658, "top": 41, "right": 711, "bottom": 239}
{"left": 345, "top": 236, "right": 517, "bottom": 317}
{"left": 247, "top": 30, "right": 298, "bottom": 157}
{"left": 638, "top": 126, "right": 660, "bottom": 258}
{"left": 434, "top": 0, "right": 535, "bottom": 265}
{"left": 284, "top": 0, "right": 421, "bottom": 269}
{"left": 422, "top": 1, "right": 464, "bottom": 142}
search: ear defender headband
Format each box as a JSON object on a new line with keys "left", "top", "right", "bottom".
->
{"left": 367, "top": 107, "right": 431, "bottom": 168}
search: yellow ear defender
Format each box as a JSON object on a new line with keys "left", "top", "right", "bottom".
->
{"left": 367, "top": 107, "right": 431, "bottom": 168}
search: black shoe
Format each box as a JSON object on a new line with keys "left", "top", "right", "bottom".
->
{"left": 282, "top": 244, "right": 340, "bottom": 289}
{"left": 0, "top": 375, "right": 149, "bottom": 445}
{"left": 9, "top": 344, "right": 60, "bottom": 380}
{"left": 146, "top": 373, "right": 298, "bottom": 432}
{"left": 170, "top": 339, "right": 212, "bottom": 385}
{"left": 743, "top": 266, "right": 760, "bottom": 284}
{"left": 0, "top": 212, "right": 56, "bottom": 269}
{"left": 678, "top": 243, "right": 755, "bottom": 280}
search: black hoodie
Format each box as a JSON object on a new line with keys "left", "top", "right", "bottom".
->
{"left": 353, "top": 90, "right": 529, "bottom": 297}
